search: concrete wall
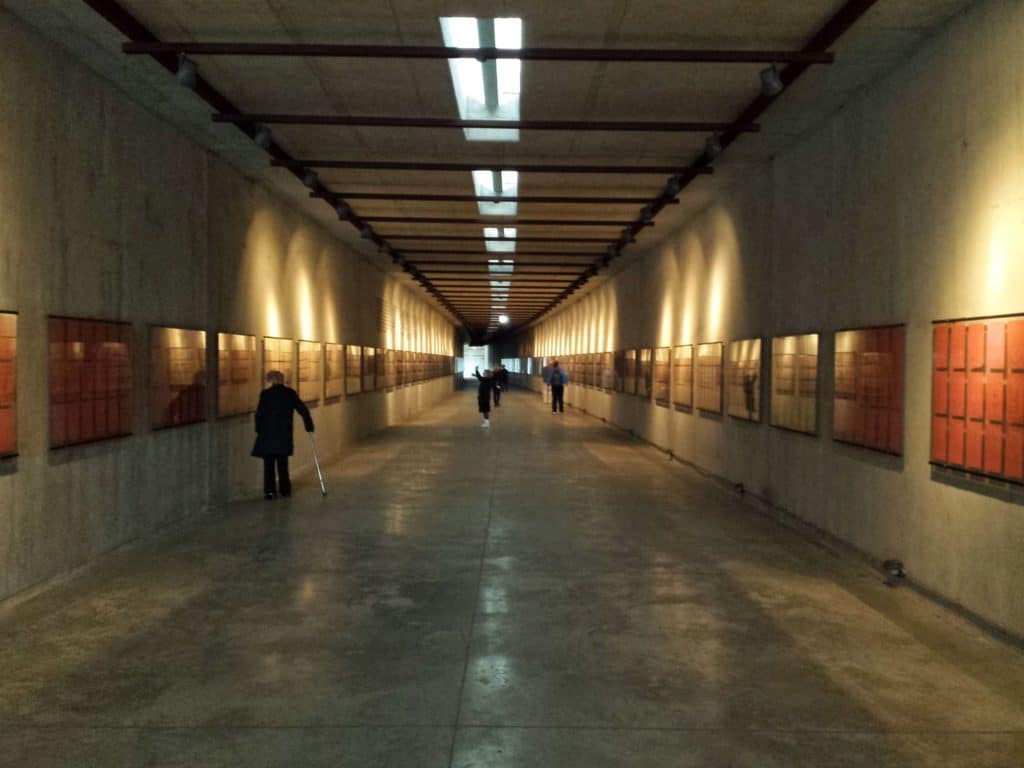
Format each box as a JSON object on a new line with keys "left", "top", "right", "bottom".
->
{"left": 522, "top": 0, "right": 1024, "bottom": 637}
{"left": 0, "top": 11, "right": 457, "bottom": 601}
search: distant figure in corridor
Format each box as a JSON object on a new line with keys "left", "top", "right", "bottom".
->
{"left": 497, "top": 364, "right": 510, "bottom": 394}
{"left": 492, "top": 365, "right": 505, "bottom": 408}
{"left": 546, "top": 361, "right": 567, "bottom": 414}
{"left": 252, "top": 370, "right": 315, "bottom": 499}
{"left": 473, "top": 366, "right": 496, "bottom": 428}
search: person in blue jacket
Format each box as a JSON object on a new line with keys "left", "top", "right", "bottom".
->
{"left": 546, "top": 361, "right": 567, "bottom": 414}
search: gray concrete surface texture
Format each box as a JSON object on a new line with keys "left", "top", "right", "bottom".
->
{"left": 0, "top": 11, "right": 457, "bottom": 603}
{"left": 522, "top": 0, "right": 1024, "bottom": 638}
{"left": 1, "top": 392, "right": 1022, "bottom": 767}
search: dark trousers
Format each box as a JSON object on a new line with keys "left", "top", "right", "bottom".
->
{"left": 494, "top": 388, "right": 502, "bottom": 407}
{"left": 551, "top": 385, "right": 564, "bottom": 412}
{"left": 263, "top": 456, "right": 291, "bottom": 496}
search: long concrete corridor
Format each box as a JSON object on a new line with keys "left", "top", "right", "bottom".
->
{"left": 1, "top": 389, "right": 1023, "bottom": 767}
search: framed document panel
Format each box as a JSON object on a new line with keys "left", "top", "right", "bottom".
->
{"left": 600, "top": 352, "right": 615, "bottom": 391}
{"left": 362, "top": 347, "right": 376, "bottom": 391}
{"left": 695, "top": 342, "right": 723, "bottom": 414}
{"left": 49, "top": 317, "right": 132, "bottom": 448}
{"left": 217, "top": 332, "right": 258, "bottom": 417}
{"left": 834, "top": 326, "right": 904, "bottom": 454}
{"left": 672, "top": 345, "right": 693, "bottom": 410}
{"left": 931, "top": 315, "right": 1024, "bottom": 482}
{"left": 262, "top": 337, "right": 294, "bottom": 387}
{"left": 0, "top": 312, "right": 16, "bottom": 456}
{"left": 385, "top": 349, "right": 397, "bottom": 389}
{"left": 613, "top": 351, "right": 626, "bottom": 393}
{"left": 150, "top": 326, "right": 207, "bottom": 429}
{"left": 345, "top": 344, "right": 362, "bottom": 395}
{"left": 297, "top": 340, "right": 322, "bottom": 405}
{"left": 637, "top": 348, "right": 653, "bottom": 398}
{"left": 376, "top": 348, "right": 387, "bottom": 389}
{"left": 623, "top": 350, "right": 638, "bottom": 395}
{"left": 653, "top": 347, "right": 670, "bottom": 406}
{"left": 325, "top": 343, "right": 344, "bottom": 400}
{"left": 397, "top": 350, "right": 408, "bottom": 387}
{"left": 727, "top": 338, "right": 762, "bottom": 422}
{"left": 771, "top": 334, "right": 818, "bottom": 434}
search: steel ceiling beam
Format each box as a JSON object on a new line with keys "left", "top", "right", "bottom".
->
{"left": 215, "top": 113, "right": 758, "bottom": 133}
{"left": 382, "top": 235, "right": 613, "bottom": 243}
{"left": 410, "top": 261, "right": 593, "bottom": 268}
{"left": 365, "top": 216, "right": 650, "bottom": 227}
{"left": 399, "top": 250, "right": 600, "bottom": 257}
{"left": 124, "top": 42, "right": 834, "bottom": 65}
{"left": 272, "top": 159, "right": 715, "bottom": 176}
{"left": 318, "top": 192, "right": 673, "bottom": 205}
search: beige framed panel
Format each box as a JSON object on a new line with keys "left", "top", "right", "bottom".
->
{"left": 262, "top": 336, "right": 295, "bottom": 388}
{"left": 770, "top": 333, "right": 819, "bottom": 434}
{"left": 672, "top": 345, "right": 694, "bottom": 410}
{"left": 150, "top": 326, "right": 207, "bottom": 430}
{"left": 362, "top": 346, "right": 377, "bottom": 392}
{"left": 637, "top": 348, "right": 653, "bottom": 399}
{"left": 345, "top": 344, "right": 362, "bottom": 395}
{"left": 297, "top": 340, "right": 322, "bottom": 405}
{"left": 324, "top": 342, "right": 344, "bottom": 400}
{"left": 727, "top": 338, "right": 762, "bottom": 422}
{"left": 695, "top": 342, "right": 723, "bottom": 414}
{"left": 623, "top": 349, "right": 638, "bottom": 395}
{"left": 376, "top": 347, "right": 387, "bottom": 389}
{"left": 600, "top": 352, "right": 615, "bottom": 391}
{"left": 653, "top": 347, "right": 671, "bottom": 406}
{"left": 217, "top": 332, "right": 258, "bottom": 417}
{"left": 385, "top": 349, "right": 397, "bottom": 389}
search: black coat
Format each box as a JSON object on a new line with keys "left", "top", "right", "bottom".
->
{"left": 473, "top": 371, "right": 496, "bottom": 412}
{"left": 251, "top": 384, "right": 314, "bottom": 458}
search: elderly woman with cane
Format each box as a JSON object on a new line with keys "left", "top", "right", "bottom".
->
{"left": 252, "top": 370, "right": 315, "bottom": 499}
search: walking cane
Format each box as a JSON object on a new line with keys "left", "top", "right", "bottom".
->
{"left": 308, "top": 432, "right": 327, "bottom": 496}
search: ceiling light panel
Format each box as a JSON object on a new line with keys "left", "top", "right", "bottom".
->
{"left": 484, "top": 226, "right": 517, "bottom": 253}
{"left": 473, "top": 170, "right": 519, "bottom": 215}
{"left": 440, "top": 17, "right": 522, "bottom": 142}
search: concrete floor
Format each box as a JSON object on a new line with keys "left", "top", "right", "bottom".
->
{"left": 1, "top": 390, "right": 1023, "bottom": 767}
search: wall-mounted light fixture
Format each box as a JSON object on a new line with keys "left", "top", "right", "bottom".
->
{"left": 176, "top": 53, "right": 197, "bottom": 90}
{"left": 760, "top": 64, "right": 784, "bottom": 97}
{"left": 254, "top": 124, "right": 273, "bottom": 149}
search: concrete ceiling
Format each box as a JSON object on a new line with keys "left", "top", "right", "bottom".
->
{"left": 4, "top": 0, "right": 973, "bottom": 337}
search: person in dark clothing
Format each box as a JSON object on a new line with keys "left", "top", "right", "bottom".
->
{"left": 252, "top": 370, "right": 314, "bottom": 499}
{"left": 492, "top": 366, "right": 503, "bottom": 408}
{"left": 473, "top": 366, "right": 496, "bottom": 428}
{"left": 546, "top": 361, "right": 567, "bottom": 413}
{"left": 497, "top": 365, "right": 510, "bottom": 395}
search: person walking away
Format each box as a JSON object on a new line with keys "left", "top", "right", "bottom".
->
{"left": 547, "top": 361, "right": 567, "bottom": 414}
{"left": 252, "top": 370, "right": 315, "bottom": 499}
{"left": 492, "top": 366, "right": 504, "bottom": 408}
{"left": 473, "top": 366, "right": 496, "bottom": 428}
{"left": 498, "top": 364, "right": 510, "bottom": 393}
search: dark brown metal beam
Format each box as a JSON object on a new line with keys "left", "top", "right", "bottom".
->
{"left": 273, "top": 159, "right": 714, "bottom": 176}
{"left": 410, "top": 261, "right": 592, "bottom": 268}
{"left": 124, "top": 42, "right": 834, "bottom": 64}
{"left": 320, "top": 192, "right": 673, "bottom": 205}
{"left": 417, "top": 274, "right": 577, "bottom": 280}
{"left": 214, "top": 114, "right": 758, "bottom": 133}
{"left": 366, "top": 217, "right": 649, "bottom": 227}
{"left": 382, "top": 235, "right": 612, "bottom": 243}
{"left": 400, "top": 250, "right": 600, "bottom": 257}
